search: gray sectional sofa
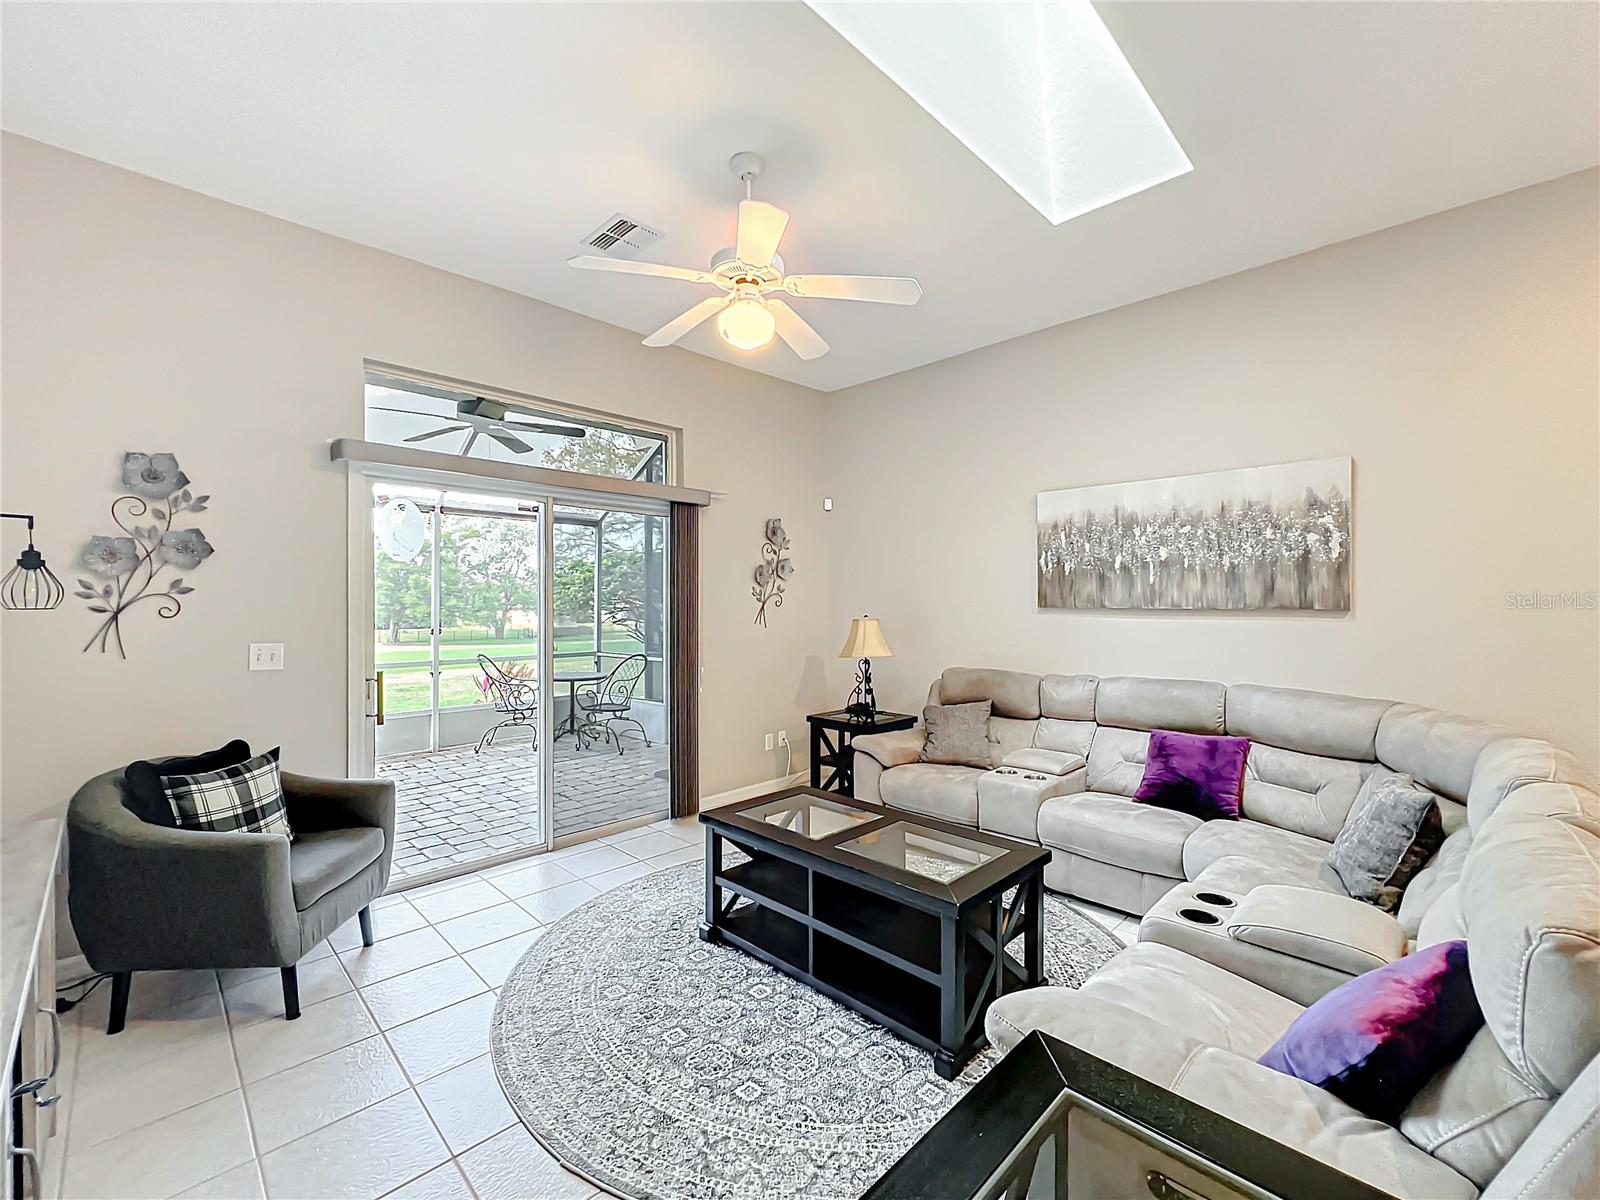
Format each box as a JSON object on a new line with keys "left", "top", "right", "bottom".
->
{"left": 852, "top": 668, "right": 1589, "bottom": 920}
{"left": 852, "top": 668, "right": 1600, "bottom": 1199}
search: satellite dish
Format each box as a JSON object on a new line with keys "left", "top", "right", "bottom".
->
{"left": 376, "top": 498, "right": 427, "bottom": 562}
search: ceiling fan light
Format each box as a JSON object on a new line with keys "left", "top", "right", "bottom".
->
{"left": 716, "top": 297, "right": 776, "bottom": 351}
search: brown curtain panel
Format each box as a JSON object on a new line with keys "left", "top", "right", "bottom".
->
{"left": 669, "top": 502, "right": 700, "bottom": 818}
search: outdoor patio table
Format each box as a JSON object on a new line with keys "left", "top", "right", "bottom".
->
{"left": 554, "top": 669, "right": 607, "bottom": 740}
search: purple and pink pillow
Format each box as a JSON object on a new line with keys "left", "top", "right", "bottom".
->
{"left": 1132, "top": 729, "right": 1249, "bottom": 821}
{"left": 1258, "top": 939, "right": 1483, "bottom": 1123}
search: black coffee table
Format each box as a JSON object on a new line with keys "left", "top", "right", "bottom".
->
{"left": 699, "top": 787, "right": 1050, "bottom": 1079}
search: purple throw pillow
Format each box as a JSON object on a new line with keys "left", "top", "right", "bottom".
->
{"left": 1132, "top": 730, "right": 1249, "bottom": 820}
{"left": 1258, "top": 940, "right": 1483, "bottom": 1124}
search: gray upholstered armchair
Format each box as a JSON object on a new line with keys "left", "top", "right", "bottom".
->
{"left": 67, "top": 767, "right": 395, "bottom": 1034}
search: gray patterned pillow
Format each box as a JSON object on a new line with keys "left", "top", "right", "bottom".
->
{"left": 1326, "top": 767, "right": 1445, "bottom": 912}
{"left": 919, "top": 701, "right": 992, "bottom": 768}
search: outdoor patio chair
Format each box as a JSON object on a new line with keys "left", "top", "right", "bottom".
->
{"left": 574, "top": 652, "right": 651, "bottom": 754}
{"left": 476, "top": 653, "right": 539, "bottom": 753}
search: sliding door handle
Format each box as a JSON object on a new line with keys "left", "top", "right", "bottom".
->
{"left": 10, "top": 1143, "right": 37, "bottom": 1199}
{"left": 366, "top": 673, "right": 386, "bottom": 726}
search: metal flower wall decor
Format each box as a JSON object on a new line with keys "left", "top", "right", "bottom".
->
{"left": 752, "top": 517, "right": 793, "bottom": 627}
{"left": 76, "top": 453, "right": 214, "bottom": 657}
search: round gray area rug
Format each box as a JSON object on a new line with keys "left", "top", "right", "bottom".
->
{"left": 492, "top": 861, "right": 1120, "bottom": 1200}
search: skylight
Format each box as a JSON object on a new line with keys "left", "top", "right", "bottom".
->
{"left": 807, "top": 0, "right": 1192, "bottom": 225}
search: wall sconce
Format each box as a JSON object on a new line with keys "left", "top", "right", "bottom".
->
{"left": 2, "top": 513, "right": 64, "bottom": 610}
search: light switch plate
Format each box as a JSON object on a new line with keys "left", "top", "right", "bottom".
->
{"left": 823, "top": 497, "right": 833, "bottom": 511}
{"left": 249, "top": 643, "right": 284, "bottom": 671}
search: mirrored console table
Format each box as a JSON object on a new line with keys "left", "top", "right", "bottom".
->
{"left": 865, "top": 1030, "right": 1398, "bottom": 1200}
{"left": 3, "top": 818, "right": 64, "bottom": 1200}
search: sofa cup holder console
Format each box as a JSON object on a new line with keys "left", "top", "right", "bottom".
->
{"left": 1169, "top": 889, "right": 1240, "bottom": 926}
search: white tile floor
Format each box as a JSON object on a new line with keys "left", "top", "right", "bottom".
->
{"left": 51, "top": 817, "right": 1138, "bottom": 1200}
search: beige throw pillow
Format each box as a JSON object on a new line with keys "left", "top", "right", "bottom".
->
{"left": 919, "top": 701, "right": 992, "bottom": 768}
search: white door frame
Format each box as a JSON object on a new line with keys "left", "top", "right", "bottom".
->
{"left": 347, "top": 471, "right": 378, "bottom": 779}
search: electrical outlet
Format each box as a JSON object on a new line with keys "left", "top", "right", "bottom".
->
{"left": 823, "top": 497, "right": 833, "bottom": 511}
{"left": 764, "top": 732, "right": 775, "bottom": 752}
{"left": 777, "top": 730, "right": 789, "bottom": 747}
{"left": 249, "top": 643, "right": 284, "bottom": 671}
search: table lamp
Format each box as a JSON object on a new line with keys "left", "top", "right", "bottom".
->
{"left": 838, "top": 615, "right": 892, "bottom": 721}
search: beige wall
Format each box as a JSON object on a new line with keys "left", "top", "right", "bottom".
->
{"left": 825, "top": 169, "right": 1600, "bottom": 766}
{"left": 4, "top": 136, "right": 1596, "bottom": 832}
{"left": 0, "top": 134, "right": 834, "bottom": 823}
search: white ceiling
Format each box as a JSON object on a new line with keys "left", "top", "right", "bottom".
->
{"left": 3, "top": 2, "right": 1596, "bottom": 393}
{"left": 807, "top": 1, "right": 1194, "bottom": 225}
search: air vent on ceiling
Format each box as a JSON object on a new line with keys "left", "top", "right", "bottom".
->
{"left": 580, "top": 213, "right": 664, "bottom": 260}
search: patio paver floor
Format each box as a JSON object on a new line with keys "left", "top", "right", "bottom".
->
{"left": 378, "top": 732, "right": 669, "bottom": 883}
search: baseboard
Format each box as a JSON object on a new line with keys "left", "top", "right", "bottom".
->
{"left": 700, "top": 772, "right": 807, "bottom": 810}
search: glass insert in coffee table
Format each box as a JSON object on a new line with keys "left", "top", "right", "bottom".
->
{"left": 739, "top": 792, "right": 878, "bottom": 840}
{"left": 836, "top": 821, "right": 1004, "bottom": 884}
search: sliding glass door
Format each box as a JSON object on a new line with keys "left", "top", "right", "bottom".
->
{"left": 364, "top": 479, "right": 671, "bottom": 885}
{"left": 371, "top": 484, "right": 547, "bottom": 883}
{"left": 549, "top": 502, "right": 670, "bottom": 840}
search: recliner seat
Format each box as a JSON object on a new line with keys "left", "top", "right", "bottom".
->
{"left": 983, "top": 778, "right": 1600, "bottom": 1199}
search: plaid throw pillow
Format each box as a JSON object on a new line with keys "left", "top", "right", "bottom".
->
{"left": 161, "top": 747, "right": 291, "bottom": 836}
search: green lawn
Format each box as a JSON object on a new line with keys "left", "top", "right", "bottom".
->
{"left": 377, "top": 628, "right": 645, "bottom": 714}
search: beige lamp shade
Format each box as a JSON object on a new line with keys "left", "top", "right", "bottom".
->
{"left": 838, "top": 616, "right": 893, "bottom": 659}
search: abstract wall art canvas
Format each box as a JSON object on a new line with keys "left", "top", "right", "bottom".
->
{"left": 1037, "top": 457, "right": 1352, "bottom": 611}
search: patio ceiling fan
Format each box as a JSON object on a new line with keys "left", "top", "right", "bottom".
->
{"left": 372, "top": 396, "right": 587, "bottom": 457}
{"left": 568, "top": 152, "right": 922, "bottom": 360}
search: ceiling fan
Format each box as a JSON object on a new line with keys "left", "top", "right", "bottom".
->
{"left": 371, "top": 396, "right": 587, "bottom": 456}
{"left": 568, "top": 152, "right": 921, "bottom": 360}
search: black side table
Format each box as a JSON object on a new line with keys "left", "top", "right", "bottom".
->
{"left": 807, "top": 708, "right": 917, "bottom": 796}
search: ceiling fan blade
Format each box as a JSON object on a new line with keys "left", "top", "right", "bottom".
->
{"left": 461, "top": 397, "right": 586, "bottom": 439}
{"left": 371, "top": 406, "right": 446, "bottom": 418}
{"left": 736, "top": 201, "right": 789, "bottom": 268}
{"left": 487, "top": 429, "right": 535, "bottom": 455}
{"left": 568, "top": 255, "right": 713, "bottom": 284}
{"left": 643, "top": 296, "right": 729, "bottom": 348}
{"left": 768, "top": 298, "right": 829, "bottom": 360}
{"left": 403, "top": 425, "right": 469, "bottom": 443}
{"left": 501, "top": 419, "right": 589, "bottom": 439}
{"left": 782, "top": 274, "right": 922, "bottom": 305}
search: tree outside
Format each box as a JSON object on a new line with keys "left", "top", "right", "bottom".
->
{"left": 539, "top": 426, "right": 660, "bottom": 480}
{"left": 375, "top": 517, "right": 445, "bottom": 641}
{"left": 450, "top": 516, "right": 541, "bottom": 640}
{"left": 375, "top": 539, "right": 430, "bottom": 642}
{"left": 552, "top": 518, "right": 648, "bottom": 642}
